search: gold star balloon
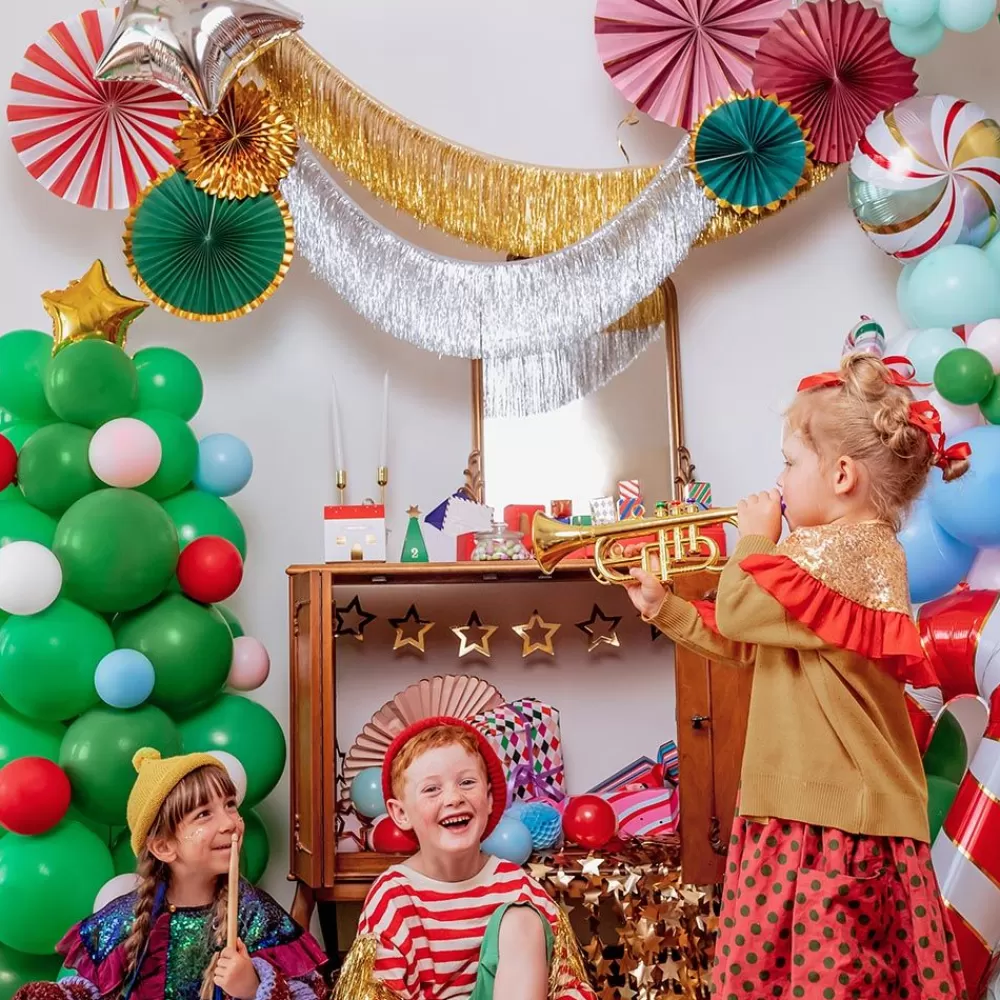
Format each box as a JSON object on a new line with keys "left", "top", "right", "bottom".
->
{"left": 42, "top": 260, "right": 148, "bottom": 354}
{"left": 451, "top": 611, "right": 498, "bottom": 658}
{"left": 512, "top": 610, "right": 561, "bottom": 657}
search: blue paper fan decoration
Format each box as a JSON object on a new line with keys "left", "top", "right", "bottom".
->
{"left": 690, "top": 93, "right": 813, "bottom": 214}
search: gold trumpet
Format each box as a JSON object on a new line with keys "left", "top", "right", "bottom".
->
{"left": 533, "top": 504, "right": 739, "bottom": 586}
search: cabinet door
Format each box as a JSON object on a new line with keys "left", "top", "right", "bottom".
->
{"left": 674, "top": 572, "right": 751, "bottom": 885}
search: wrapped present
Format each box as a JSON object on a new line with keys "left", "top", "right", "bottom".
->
{"left": 324, "top": 504, "right": 386, "bottom": 562}
{"left": 589, "top": 740, "right": 680, "bottom": 841}
{"left": 617, "top": 479, "right": 644, "bottom": 519}
{"left": 684, "top": 481, "right": 712, "bottom": 509}
{"left": 590, "top": 496, "right": 617, "bottom": 525}
{"left": 550, "top": 499, "right": 572, "bottom": 521}
{"left": 468, "top": 697, "right": 565, "bottom": 805}
{"left": 504, "top": 504, "right": 545, "bottom": 553}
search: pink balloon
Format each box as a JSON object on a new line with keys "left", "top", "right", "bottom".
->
{"left": 228, "top": 636, "right": 270, "bottom": 691}
{"left": 928, "top": 390, "right": 985, "bottom": 438}
{"left": 967, "top": 319, "right": 1000, "bottom": 373}
{"left": 88, "top": 418, "right": 162, "bottom": 488}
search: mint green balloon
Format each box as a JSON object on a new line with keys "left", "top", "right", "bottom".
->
{"left": 0, "top": 822, "right": 113, "bottom": 954}
{"left": 0, "top": 599, "right": 111, "bottom": 720}
{"left": 0, "top": 940, "right": 61, "bottom": 999}
{"left": 44, "top": 341, "right": 138, "bottom": 429}
{"left": 890, "top": 16, "right": 945, "bottom": 56}
{"left": 0, "top": 493, "right": 57, "bottom": 548}
{"left": 884, "top": 0, "right": 939, "bottom": 26}
{"left": 17, "top": 424, "right": 99, "bottom": 516}
{"left": 939, "top": 0, "right": 995, "bottom": 31}
{"left": 0, "top": 331, "right": 55, "bottom": 424}
{"left": 133, "top": 347, "right": 203, "bottom": 421}
{"left": 162, "top": 490, "right": 246, "bottom": 558}
{"left": 133, "top": 409, "right": 198, "bottom": 500}
{"left": 0, "top": 699, "right": 63, "bottom": 766}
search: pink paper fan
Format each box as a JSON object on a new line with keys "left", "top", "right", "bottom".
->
{"left": 753, "top": 0, "right": 918, "bottom": 164}
{"left": 7, "top": 8, "right": 187, "bottom": 210}
{"left": 595, "top": 0, "right": 792, "bottom": 131}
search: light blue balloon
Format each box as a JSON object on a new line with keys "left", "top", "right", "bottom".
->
{"left": 939, "top": 0, "right": 996, "bottom": 31}
{"left": 885, "top": 0, "right": 939, "bottom": 24}
{"left": 897, "top": 263, "right": 919, "bottom": 327}
{"left": 985, "top": 231, "right": 1000, "bottom": 273}
{"left": 904, "top": 245, "right": 1000, "bottom": 329}
{"left": 94, "top": 649, "right": 155, "bottom": 709}
{"left": 930, "top": 425, "right": 1000, "bottom": 547}
{"left": 890, "top": 16, "right": 945, "bottom": 56}
{"left": 350, "top": 767, "right": 386, "bottom": 819}
{"left": 899, "top": 492, "right": 977, "bottom": 604}
{"left": 482, "top": 814, "right": 533, "bottom": 865}
{"left": 193, "top": 434, "right": 254, "bottom": 497}
{"left": 907, "top": 328, "right": 965, "bottom": 382}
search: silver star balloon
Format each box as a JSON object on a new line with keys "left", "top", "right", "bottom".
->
{"left": 95, "top": 0, "right": 304, "bottom": 115}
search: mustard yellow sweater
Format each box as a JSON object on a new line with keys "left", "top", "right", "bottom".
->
{"left": 649, "top": 523, "right": 932, "bottom": 841}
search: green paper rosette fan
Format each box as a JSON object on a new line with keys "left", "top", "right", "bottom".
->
{"left": 124, "top": 170, "right": 294, "bottom": 322}
{"left": 690, "top": 93, "right": 813, "bottom": 215}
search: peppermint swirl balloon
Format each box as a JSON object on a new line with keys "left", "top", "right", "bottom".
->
{"left": 849, "top": 95, "right": 1000, "bottom": 262}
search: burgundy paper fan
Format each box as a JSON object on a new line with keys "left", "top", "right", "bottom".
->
{"left": 595, "top": 0, "right": 792, "bottom": 131}
{"left": 752, "top": 0, "right": 918, "bottom": 164}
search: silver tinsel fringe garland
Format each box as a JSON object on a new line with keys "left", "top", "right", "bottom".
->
{"left": 280, "top": 144, "right": 716, "bottom": 360}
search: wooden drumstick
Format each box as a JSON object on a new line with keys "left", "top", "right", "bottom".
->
{"left": 226, "top": 832, "right": 239, "bottom": 949}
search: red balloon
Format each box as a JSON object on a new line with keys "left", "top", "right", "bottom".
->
{"left": 0, "top": 757, "right": 72, "bottom": 835}
{"left": 0, "top": 434, "right": 15, "bottom": 491}
{"left": 561, "top": 794, "right": 618, "bottom": 850}
{"left": 177, "top": 535, "right": 243, "bottom": 604}
{"left": 370, "top": 815, "right": 419, "bottom": 854}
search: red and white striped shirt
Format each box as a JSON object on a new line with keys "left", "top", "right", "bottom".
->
{"left": 357, "top": 855, "right": 596, "bottom": 1000}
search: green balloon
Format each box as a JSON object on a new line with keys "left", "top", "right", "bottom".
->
{"left": 0, "top": 821, "right": 113, "bottom": 954}
{"left": 0, "top": 940, "right": 61, "bottom": 1000}
{"left": 240, "top": 809, "right": 270, "bottom": 884}
{"left": 215, "top": 604, "right": 244, "bottom": 638}
{"left": 54, "top": 489, "right": 179, "bottom": 613}
{"left": 133, "top": 347, "right": 203, "bottom": 421}
{"left": 0, "top": 599, "right": 110, "bottom": 720}
{"left": 132, "top": 409, "right": 198, "bottom": 500}
{"left": 57, "top": 966, "right": 78, "bottom": 983}
{"left": 61, "top": 705, "right": 181, "bottom": 825}
{"left": 111, "top": 830, "right": 135, "bottom": 876}
{"left": 115, "top": 595, "right": 232, "bottom": 713}
{"left": 934, "top": 348, "right": 996, "bottom": 406}
{"left": 0, "top": 331, "right": 56, "bottom": 423}
{"left": 0, "top": 700, "right": 63, "bottom": 766}
{"left": 161, "top": 490, "right": 246, "bottom": 558}
{"left": 0, "top": 493, "right": 57, "bottom": 548}
{"left": 0, "top": 410, "right": 16, "bottom": 432}
{"left": 180, "top": 695, "right": 286, "bottom": 808}
{"left": 980, "top": 376, "right": 1000, "bottom": 424}
{"left": 1, "top": 424, "right": 42, "bottom": 454}
{"left": 44, "top": 341, "right": 138, "bottom": 429}
{"left": 17, "top": 424, "right": 99, "bottom": 515}
{"left": 923, "top": 710, "right": 968, "bottom": 785}
{"left": 64, "top": 805, "right": 112, "bottom": 846}
{"left": 927, "top": 774, "right": 960, "bottom": 842}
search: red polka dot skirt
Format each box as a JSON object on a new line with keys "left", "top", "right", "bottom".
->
{"left": 712, "top": 816, "right": 968, "bottom": 999}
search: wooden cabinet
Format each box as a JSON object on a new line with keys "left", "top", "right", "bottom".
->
{"left": 285, "top": 560, "right": 749, "bottom": 950}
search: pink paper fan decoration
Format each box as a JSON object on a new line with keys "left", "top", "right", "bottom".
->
{"left": 7, "top": 8, "right": 187, "bottom": 210}
{"left": 753, "top": 0, "right": 918, "bottom": 164}
{"left": 595, "top": 0, "right": 792, "bottom": 131}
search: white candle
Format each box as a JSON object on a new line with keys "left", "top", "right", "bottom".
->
{"left": 379, "top": 372, "right": 390, "bottom": 470}
{"left": 331, "top": 377, "right": 345, "bottom": 471}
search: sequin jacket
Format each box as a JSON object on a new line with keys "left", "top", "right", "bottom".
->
{"left": 13, "top": 880, "right": 328, "bottom": 1000}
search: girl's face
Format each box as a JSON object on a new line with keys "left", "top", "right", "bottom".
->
{"left": 151, "top": 789, "right": 244, "bottom": 878}
{"left": 777, "top": 429, "right": 837, "bottom": 530}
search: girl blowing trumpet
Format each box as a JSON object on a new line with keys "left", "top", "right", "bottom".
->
{"left": 15, "top": 749, "right": 327, "bottom": 1000}
{"left": 628, "top": 354, "right": 969, "bottom": 999}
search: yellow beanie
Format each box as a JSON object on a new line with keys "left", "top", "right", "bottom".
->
{"left": 127, "top": 747, "right": 226, "bottom": 856}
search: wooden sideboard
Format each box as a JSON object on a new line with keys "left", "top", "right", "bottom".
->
{"left": 285, "top": 560, "right": 750, "bottom": 955}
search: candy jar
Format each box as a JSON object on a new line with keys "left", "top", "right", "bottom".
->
{"left": 472, "top": 522, "right": 529, "bottom": 561}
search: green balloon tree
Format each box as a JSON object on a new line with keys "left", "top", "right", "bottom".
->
{"left": 0, "top": 307, "right": 279, "bottom": 999}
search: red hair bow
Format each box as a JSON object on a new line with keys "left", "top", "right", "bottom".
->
{"left": 796, "top": 356, "right": 928, "bottom": 393}
{"left": 908, "top": 400, "right": 972, "bottom": 470}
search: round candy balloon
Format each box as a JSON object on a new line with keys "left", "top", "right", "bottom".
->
{"left": 350, "top": 767, "right": 386, "bottom": 819}
{"left": 370, "top": 815, "right": 419, "bottom": 854}
{"left": 0, "top": 757, "right": 71, "bottom": 835}
{"left": 0, "top": 540, "right": 62, "bottom": 616}
{"left": 207, "top": 750, "right": 247, "bottom": 805}
{"left": 94, "top": 648, "right": 155, "bottom": 709}
{"left": 88, "top": 417, "right": 162, "bottom": 488}
{"left": 849, "top": 95, "right": 1000, "bottom": 261}
{"left": 562, "top": 795, "right": 618, "bottom": 850}
{"left": 92, "top": 873, "right": 140, "bottom": 913}
{"left": 228, "top": 636, "right": 270, "bottom": 691}
{"left": 194, "top": 433, "right": 253, "bottom": 497}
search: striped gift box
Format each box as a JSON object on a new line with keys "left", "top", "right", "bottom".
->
{"left": 605, "top": 785, "right": 679, "bottom": 839}
{"left": 684, "top": 481, "right": 712, "bottom": 509}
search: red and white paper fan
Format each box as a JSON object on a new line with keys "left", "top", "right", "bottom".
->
{"left": 7, "top": 8, "right": 187, "bottom": 210}
{"left": 753, "top": 0, "right": 918, "bottom": 164}
{"left": 595, "top": 0, "right": 792, "bottom": 131}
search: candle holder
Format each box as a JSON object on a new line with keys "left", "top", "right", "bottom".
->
{"left": 377, "top": 466, "right": 388, "bottom": 507}
{"left": 336, "top": 468, "right": 347, "bottom": 505}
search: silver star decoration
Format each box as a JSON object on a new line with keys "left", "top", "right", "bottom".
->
{"left": 95, "top": 0, "right": 304, "bottom": 114}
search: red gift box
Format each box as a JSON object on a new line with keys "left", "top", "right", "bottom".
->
{"left": 503, "top": 505, "right": 545, "bottom": 553}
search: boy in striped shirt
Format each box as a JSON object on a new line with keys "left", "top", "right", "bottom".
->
{"left": 335, "top": 716, "right": 596, "bottom": 1000}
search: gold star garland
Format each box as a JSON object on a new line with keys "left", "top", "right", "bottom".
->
{"left": 388, "top": 604, "right": 435, "bottom": 653}
{"left": 451, "top": 611, "right": 498, "bottom": 658}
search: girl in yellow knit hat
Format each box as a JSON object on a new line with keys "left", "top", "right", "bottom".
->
{"left": 14, "top": 748, "right": 327, "bottom": 1000}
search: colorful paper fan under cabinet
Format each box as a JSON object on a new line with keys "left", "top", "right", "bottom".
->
{"left": 6, "top": 8, "right": 186, "bottom": 210}
{"left": 690, "top": 94, "right": 812, "bottom": 214}
{"left": 752, "top": 0, "right": 917, "bottom": 165}
{"left": 849, "top": 94, "right": 1000, "bottom": 261}
{"left": 594, "top": 0, "right": 791, "bottom": 131}
{"left": 124, "top": 170, "right": 294, "bottom": 322}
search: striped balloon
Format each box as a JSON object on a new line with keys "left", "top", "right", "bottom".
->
{"left": 849, "top": 95, "right": 1000, "bottom": 262}
{"left": 6, "top": 8, "right": 187, "bottom": 210}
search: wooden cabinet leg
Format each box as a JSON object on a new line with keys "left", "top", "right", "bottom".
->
{"left": 291, "top": 881, "right": 315, "bottom": 929}
{"left": 317, "top": 901, "right": 342, "bottom": 971}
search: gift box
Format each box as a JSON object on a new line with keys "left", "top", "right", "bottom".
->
{"left": 589, "top": 740, "right": 679, "bottom": 840}
{"left": 618, "top": 480, "right": 645, "bottom": 519}
{"left": 469, "top": 698, "right": 565, "bottom": 805}
{"left": 504, "top": 504, "right": 545, "bottom": 553}
{"left": 684, "top": 481, "right": 712, "bottom": 509}
{"left": 324, "top": 504, "right": 386, "bottom": 562}
{"left": 590, "top": 496, "right": 617, "bottom": 525}
{"left": 550, "top": 499, "right": 572, "bottom": 521}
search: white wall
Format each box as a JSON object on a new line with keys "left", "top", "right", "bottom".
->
{"left": 2, "top": 0, "right": 998, "bottom": 908}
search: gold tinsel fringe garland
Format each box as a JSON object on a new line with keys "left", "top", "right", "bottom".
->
{"left": 256, "top": 37, "right": 839, "bottom": 260}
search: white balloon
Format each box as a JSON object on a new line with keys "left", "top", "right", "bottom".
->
{"left": 93, "top": 873, "right": 141, "bottom": 913}
{"left": 927, "top": 390, "right": 985, "bottom": 439}
{"left": 884, "top": 329, "right": 919, "bottom": 359}
{"left": 208, "top": 750, "right": 247, "bottom": 805}
{"left": 0, "top": 541, "right": 62, "bottom": 615}
{"left": 967, "top": 319, "right": 1000, "bottom": 374}
{"left": 968, "top": 547, "right": 1000, "bottom": 589}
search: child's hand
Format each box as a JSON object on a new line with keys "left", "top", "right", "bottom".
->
{"left": 213, "top": 940, "right": 259, "bottom": 1000}
{"left": 736, "top": 490, "right": 783, "bottom": 543}
{"left": 626, "top": 546, "right": 667, "bottom": 617}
